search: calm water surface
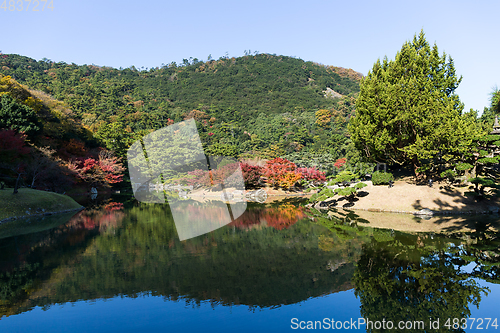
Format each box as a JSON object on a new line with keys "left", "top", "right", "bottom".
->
{"left": 0, "top": 198, "right": 499, "bottom": 332}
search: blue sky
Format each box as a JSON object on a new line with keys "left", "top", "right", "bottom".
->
{"left": 1, "top": 0, "right": 498, "bottom": 113}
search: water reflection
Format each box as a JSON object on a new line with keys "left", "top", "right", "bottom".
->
{"left": 354, "top": 236, "right": 488, "bottom": 333}
{"left": 67, "top": 203, "right": 125, "bottom": 233}
{"left": 0, "top": 200, "right": 498, "bottom": 333}
{"left": 229, "top": 202, "right": 306, "bottom": 230}
{"left": 311, "top": 208, "right": 500, "bottom": 332}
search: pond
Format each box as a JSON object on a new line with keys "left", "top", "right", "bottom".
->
{"left": 0, "top": 198, "right": 499, "bottom": 332}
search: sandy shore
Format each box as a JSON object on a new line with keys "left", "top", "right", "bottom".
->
{"left": 187, "top": 181, "right": 499, "bottom": 214}
{"left": 350, "top": 180, "right": 499, "bottom": 214}
{"left": 319, "top": 180, "right": 500, "bottom": 233}
{"left": 333, "top": 208, "right": 500, "bottom": 233}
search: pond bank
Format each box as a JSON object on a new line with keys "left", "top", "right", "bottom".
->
{"left": 309, "top": 180, "right": 500, "bottom": 233}
{"left": 327, "top": 208, "right": 500, "bottom": 234}
{"left": 0, "top": 188, "right": 84, "bottom": 224}
{"left": 320, "top": 180, "right": 500, "bottom": 215}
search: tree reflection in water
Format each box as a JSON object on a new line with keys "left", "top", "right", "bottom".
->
{"left": 310, "top": 207, "right": 499, "bottom": 333}
{"left": 354, "top": 235, "right": 488, "bottom": 332}
{"left": 0, "top": 201, "right": 126, "bottom": 317}
{"left": 0, "top": 200, "right": 498, "bottom": 331}
{"left": 229, "top": 202, "right": 306, "bottom": 230}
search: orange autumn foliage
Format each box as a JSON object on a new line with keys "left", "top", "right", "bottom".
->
{"left": 264, "top": 157, "right": 302, "bottom": 189}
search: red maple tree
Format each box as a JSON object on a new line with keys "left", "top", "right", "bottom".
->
{"left": 69, "top": 150, "right": 125, "bottom": 187}
{"left": 334, "top": 157, "right": 347, "bottom": 169}
{"left": 0, "top": 129, "right": 30, "bottom": 159}
{"left": 264, "top": 157, "right": 302, "bottom": 189}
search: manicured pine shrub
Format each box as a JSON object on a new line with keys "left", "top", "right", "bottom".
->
{"left": 309, "top": 187, "right": 335, "bottom": 203}
{"left": 327, "top": 171, "right": 357, "bottom": 186}
{"left": 371, "top": 171, "right": 394, "bottom": 185}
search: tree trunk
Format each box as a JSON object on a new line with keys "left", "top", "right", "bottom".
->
{"left": 412, "top": 157, "right": 422, "bottom": 181}
{"left": 13, "top": 173, "right": 21, "bottom": 194}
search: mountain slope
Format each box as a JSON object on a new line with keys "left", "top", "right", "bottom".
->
{"left": 0, "top": 53, "right": 361, "bottom": 123}
{"left": 0, "top": 52, "right": 362, "bottom": 163}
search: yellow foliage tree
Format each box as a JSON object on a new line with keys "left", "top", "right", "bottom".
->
{"left": 315, "top": 109, "right": 332, "bottom": 128}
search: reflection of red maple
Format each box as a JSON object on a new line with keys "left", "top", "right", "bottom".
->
{"left": 229, "top": 204, "right": 305, "bottom": 231}
{"left": 67, "top": 202, "right": 125, "bottom": 233}
{"left": 263, "top": 204, "right": 306, "bottom": 230}
{"left": 104, "top": 202, "right": 124, "bottom": 211}
{"left": 184, "top": 204, "right": 233, "bottom": 226}
{"left": 1, "top": 203, "right": 127, "bottom": 271}
{"left": 228, "top": 210, "right": 262, "bottom": 229}
{"left": 177, "top": 203, "right": 306, "bottom": 232}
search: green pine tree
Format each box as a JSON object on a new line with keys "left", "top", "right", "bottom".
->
{"left": 348, "top": 30, "right": 481, "bottom": 178}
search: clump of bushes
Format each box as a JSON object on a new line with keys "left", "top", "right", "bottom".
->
{"left": 309, "top": 187, "right": 335, "bottom": 203}
{"left": 241, "top": 162, "right": 263, "bottom": 188}
{"left": 371, "top": 171, "right": 394, "bottom": 185}
{"left": 263, "top": 157, "right": 302, "bottom": 189}
{"left": 177, "top": 158, "right": 328, "bottom": 190}
{"left": 296, "top": 167, "right": 326, "bottom": 185}
{"left": 440, "top": 169, "right": 457, "bottom": 182}
{"left": 465, "top": 177, "right": 499, "bottom": 200}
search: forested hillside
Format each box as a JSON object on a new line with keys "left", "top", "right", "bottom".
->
{"left": 0, "top": 53, "right": 362, "bottom": 164}
{"left": 0, "top": 75, "right": 125, "bottom": 193}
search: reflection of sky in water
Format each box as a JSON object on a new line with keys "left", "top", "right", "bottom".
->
{"left": 1, "top": 281, "right": 498, "bottom": 332}
{"left": 0, "top": 291, "right": 361, "bottom": 333}
{"left": 469, "top": 281, "right": 500, "bottom": 332}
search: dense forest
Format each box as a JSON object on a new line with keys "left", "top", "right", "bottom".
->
{"left": 0, "top": 52, "right": 364, "bottom": 191}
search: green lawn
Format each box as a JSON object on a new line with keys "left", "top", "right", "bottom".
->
{"left": 0, "top": 188, "right": 82, "bottom": 222}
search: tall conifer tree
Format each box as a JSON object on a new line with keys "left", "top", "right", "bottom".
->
{"left": 349, "top": 30, "right": 480, "bottom": 177}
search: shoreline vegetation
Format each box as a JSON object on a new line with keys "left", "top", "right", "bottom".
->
{"left": 175, "top": 178, "right": 500, "bottom": 218}
{"left": 0, "top": 188, "right": 83, "bottom": 224}
{"left": 305, "top": 178, "right": 500, "bottom": 234}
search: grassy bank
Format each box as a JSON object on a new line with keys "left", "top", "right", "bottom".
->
{"left": 0, "top": 188, "right": 83, "bottom": 222}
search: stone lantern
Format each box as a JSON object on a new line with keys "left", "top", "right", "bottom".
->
{"left": 489, "top": 115, "right": 500, "bottom": 162}
{"left": 491, "top": 116, "right": 500, "bottom": 135}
